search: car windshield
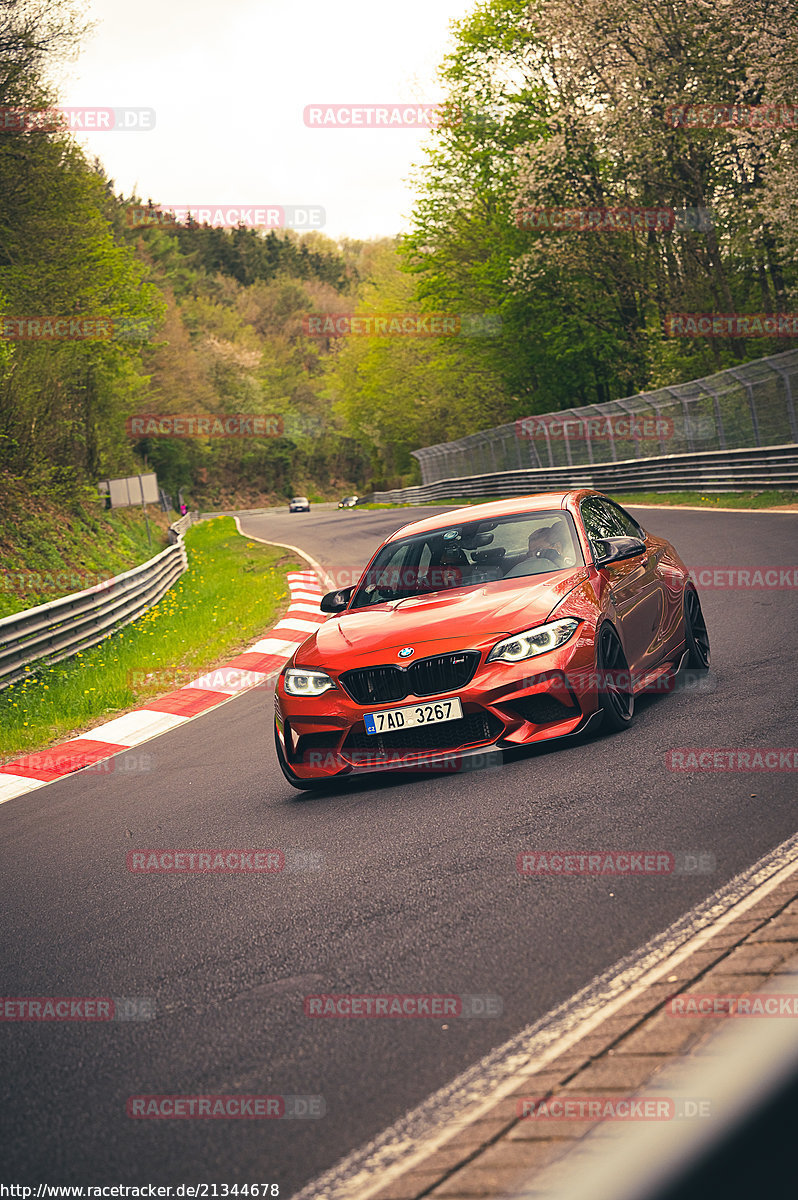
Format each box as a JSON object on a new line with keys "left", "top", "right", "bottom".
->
{"left": 349, "top": 510, "right": 583, "bottom": 608}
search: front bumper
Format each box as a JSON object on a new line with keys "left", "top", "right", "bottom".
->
{"left": 275, "top": 632, "right": 602, "bottom": 782}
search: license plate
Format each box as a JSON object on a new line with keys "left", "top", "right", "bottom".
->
{"left": 363, "top": 697, "right": 463, "bottom": 735}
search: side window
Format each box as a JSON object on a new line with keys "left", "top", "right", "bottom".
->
{"left": 581, "top": 498, "right": 624, "bottom": 541}
{"left": 607, "top": 501, "right": 644, "bottom": 539}
{"left": 362, "top": 541, "right": 416, "bottom": 602}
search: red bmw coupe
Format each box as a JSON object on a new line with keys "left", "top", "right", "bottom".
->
{"left": 273, "top": 490, "right": 710, "bottom": 789}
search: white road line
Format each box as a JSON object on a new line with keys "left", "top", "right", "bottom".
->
{"left": 290, "top": 832, "right": 798, "bottom": 1200}
{"left": 232, "top": 518, "right": 337, "bottom": 592}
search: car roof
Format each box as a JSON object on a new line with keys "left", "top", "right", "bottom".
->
{"left": 384, "top": 491, "right": 601, "bottom": 541}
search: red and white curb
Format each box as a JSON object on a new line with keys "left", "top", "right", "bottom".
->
{"left": 0, "top": 570, "right": 325, "bottom": 806}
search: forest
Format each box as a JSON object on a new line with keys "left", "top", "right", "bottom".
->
{"left": 1, "top": 0, "right": 797, "bottom": 508}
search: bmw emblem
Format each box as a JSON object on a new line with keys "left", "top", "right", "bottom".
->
{"left": 398, "top": 647, "right": 414, "bottom": 659}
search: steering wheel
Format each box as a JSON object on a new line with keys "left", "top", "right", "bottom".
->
{"left": 536, "top": 547, "right": 564, "bottom": 566}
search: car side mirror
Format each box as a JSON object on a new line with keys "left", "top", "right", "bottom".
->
{"left": 320, "top": 585, "right": 355, "bottom": 613}
{"left": 594, "top": 536, "right": 647, "bottom": 566}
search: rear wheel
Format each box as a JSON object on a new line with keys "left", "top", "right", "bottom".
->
{"left": 684, "top": 587, "right": 710, "bottom": 670}
{"left": 596, "top": 624, "right": 634, "bottom": 732}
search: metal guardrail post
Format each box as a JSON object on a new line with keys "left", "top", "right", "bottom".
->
{"left": 696, "top": 380, "right": 727, "bottom": 449}
{"left": 584, "top": 420, "right": 595, "bottom": 465}
{"left": 613, "top": 399, "right": 640, "bottom": 458}
{"left": 765, "top": 359, "right": 798, "bottom": 441}
{"left": 725, "top": 367, "right": 760, "bottom": 447}
{"left": 541, "top": 422, "right": 555, "bottom": 468}
{"left": 643, "top": 395, "right": 672, "bottom": 454}
{"left": 562, "top": 420, "right": 574, "bottom": 467}
{"left": 667, "top": 389, "right": 696, "bottom": 451}
{"left": 514, "top": 425, "right": 524, "bottom": 469}
{"left": 606, "top": 416, "right": 618, "bottom": 462}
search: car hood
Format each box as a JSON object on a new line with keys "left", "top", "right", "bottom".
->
{"left": 296, "top": 568, "right": 588, "bottom": 668}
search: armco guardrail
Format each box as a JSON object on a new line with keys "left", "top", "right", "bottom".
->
{"left": 0, "top": 513, "right": 198, "bottom": 690}
{"left": 368, "top": 444, "right": 798, "bottom": 504}
{"left": 412, "top": 349, "right": 798, "bottom": 485}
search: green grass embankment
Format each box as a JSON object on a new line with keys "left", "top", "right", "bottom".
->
{"left": 0, "top": 517, "right": 300, "bottom": 759}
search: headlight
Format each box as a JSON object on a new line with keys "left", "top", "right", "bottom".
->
{"left": 487, "top": 618, "right": 579, "bottom": 663}
{"left": 283, "top": 669, "right": 337, "bottom": 696}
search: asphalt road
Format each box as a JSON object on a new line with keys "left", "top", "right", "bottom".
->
{"left": 1, "top": 503, "right": 797, "bottom": 1191}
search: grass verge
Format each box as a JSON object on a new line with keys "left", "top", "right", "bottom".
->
{"left": 0, "top": 517, "right": 301, "bottom": 760}
{"left": 0, "top": 472, "right": 173, "bottom": 619}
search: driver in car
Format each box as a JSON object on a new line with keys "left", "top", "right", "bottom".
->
{"left": 525, "top": 524, "right": 567, "bottom": 565}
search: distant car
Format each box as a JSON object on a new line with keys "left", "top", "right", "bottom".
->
{"left": 289, "top": 496, "right": 310, "bottom": 513}
{"left": 274, "top": 489, "right": 710, "bottom": 789}
{"left": 338, "top": 496, "right": 359, "bottom": 509}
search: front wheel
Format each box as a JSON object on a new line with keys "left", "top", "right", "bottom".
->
{"left": 684, "top": 587, "right": 710, "bottom": 670}
{"left": 596, "top": 624, "right": 635, "bottom": 732}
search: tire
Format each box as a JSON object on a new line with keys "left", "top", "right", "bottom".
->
{"left": 596, "top": 624, "right": 635, "bottom": 732}
{"left": 273, "top": 721, "right": 332, "bottom": 791}
{"left": 683, "top": 587, "right": 710, "bottom": 670}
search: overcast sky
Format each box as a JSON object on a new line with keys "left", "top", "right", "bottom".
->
{"left": 57, "top": 0, "right": 474, "bottom": 241}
